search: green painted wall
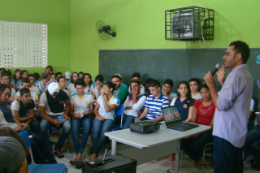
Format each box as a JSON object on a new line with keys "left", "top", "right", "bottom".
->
{"left": 0, "top": 0, "right": 71, "bottom": 75}
{"left": 71, "top": 0, "right": 260, "bottom": 77}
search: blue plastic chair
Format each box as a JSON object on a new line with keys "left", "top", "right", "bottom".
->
{"left": 111, "top": 104, "right": 124, "bottom": 131}
{"left": 19, "top": 131, "right": 67, "bottom": 173}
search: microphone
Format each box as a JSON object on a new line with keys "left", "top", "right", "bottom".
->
{"left": 203, "top": 63, "right": 221, "bottom": 84}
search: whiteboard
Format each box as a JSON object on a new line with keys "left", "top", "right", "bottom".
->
{"left": 0, "top": 21, "right": 48, "bottom": 68}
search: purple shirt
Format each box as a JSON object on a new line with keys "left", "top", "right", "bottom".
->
{"left": 213, "top": 64, "right": 253, "bottom": 148}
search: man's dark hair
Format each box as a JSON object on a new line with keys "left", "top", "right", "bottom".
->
{"left": 55, "top": 72, "right": 62, "bottom": 78}
{"left": 145, "top": 78, "right": 154, "bottom": 86}
{"left": 1, "top": 70, "right": 10, "bottom": 78}
{"left": 163, "top": 79, "right": 174, "bottom": 88}
{"left": 132, "top": 72, "right": 141, "bottom": 79}
{"left": 20, "top": 88, "right": 30, "bottom": 97}
{"left": 74, "top": 79, "right": 86, "bottom": 88}
{"left": 46, "top": 65, "right": 53, "bottom": 72}
{"left": 33, "top": 72, "right": 40, "bottom": 80}
{"left": 21, "top": 77, "right": 30, "bottom": 84}
{"left": 189, "top": 78, "right": 201, "bottom": 86}
{"left": 229, "top": 40, "right": 250, "bottom": 64}
{"left": 149, "top": 80, "right": 160, "bottom": 88}
{"left": 131, "top": 80, "right": 141, "bottom": 85}
{"left": 42, "top": 74, "right": 49, "bottom": 80}
{"left": 95, "top": 75, "right": 104, "bottom": 82}
{"left": 28, "top": 74, "right": 35, "bottom": 79}
{"left": 57, "top": 76, "right": 65, "bottom": 83}
{"left": 111, "top": 74, "right": 122, "bottom": 80}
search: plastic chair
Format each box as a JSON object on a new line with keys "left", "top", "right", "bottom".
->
{"left": 111, "top": 104, "right": 124, "bottom": 131}
{"left": 18, "top": 131, "right": 68, "bottom": 173}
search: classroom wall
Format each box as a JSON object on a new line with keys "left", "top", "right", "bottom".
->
{"left": 0, "top": 0, "right": 71, "bottom": 75}
{"left": 70, "top": 0, "right": 260, "bottom": 77}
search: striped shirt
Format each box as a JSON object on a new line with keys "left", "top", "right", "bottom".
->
{"left": 145, "top": 94, "right": 169, "bottom": 120}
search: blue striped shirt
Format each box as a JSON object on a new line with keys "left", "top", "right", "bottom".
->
{"left": 145, "top": 94, "right": 169, "bottom": 120}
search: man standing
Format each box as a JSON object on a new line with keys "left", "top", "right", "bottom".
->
{"left": 204, "top": 41, "right": 253, "bottom": 173}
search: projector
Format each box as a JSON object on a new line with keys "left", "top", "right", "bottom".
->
{"left": 130, "top": 122, "right": 160, "bottom": 134}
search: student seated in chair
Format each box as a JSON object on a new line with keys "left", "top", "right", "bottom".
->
{"left": 128, "top": 72, "right": 145, "bottom": 95}
{"left": 111, "top": 74, "right": 129, "bottom": 104}
{"left": 70, "top": 79, "right": 94, "bottom": 168}
{"left": 162, "top": 79, "right": 177, "bottom": 103}
{"left": 39, "top": 80, "right": 71, "bottom": 158}
{"left": 92, "top": 75, "right": 105, "bottom": 101}
{"left": 1, "top": 70, "right": 19, "bottom": 103}
{"left": 189, "top": 78, "right": 202, "bottom": 100}
{"left": 170, "top": 81, "right": 195, "bottom": 122}
{"left": 35, "top": 74, "right": 48, "bottom": 95}
{"left": 123, "top": 80, "right": 146, "bottom": 129}
{"left": 181, "top": 84, "right": 215, "bottom": 169}
{"left": 138, "top": 80, "right": 169, "bottom": 122}
{"left": 28, "top": 74, "right": 40, "bottom": 99}
{"left": 0, "top": 84, "right": 57, "bottom": 164}
{"left": 90, "top": 82, "right": 119, "bottom": 161}
{"left": 12, "top": 88, "right": 40, "bottom": 134}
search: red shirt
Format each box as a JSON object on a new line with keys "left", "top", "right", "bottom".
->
{"left": 193, "top": 99, "right": 215, "bottom": 126}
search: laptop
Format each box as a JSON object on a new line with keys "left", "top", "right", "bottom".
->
{"left": 162, "top": 105, "right": 199, "bottom": 131}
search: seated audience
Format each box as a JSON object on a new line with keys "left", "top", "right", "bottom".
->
{"left": 111, "top": 74, "right": 129, "bottom": 104}
{"left": 58, "top": 76, "right": 68, "bottom": 95}
{"left": 79, "top": 71, "right": 84, "bottom": 79}
{"left": 128, "top": 72, "right": 145, "bottom": 95}
{"left": 243, "top": 111, "right": 260, "bottom": 170}
{"left": 12, "top": 88, "right": 39, "bottom": 134}
{"left": 189, "top": 78, "right": 202, "bottom": 100}
{"left": 91, "top": 82, "right": 119, "bottom": 161}
{"left": 47, "top": 73, "right": 56, "bottom": 82}
{"left": 181, "top": 84, "right": 215, "bottom": 169}
{"left": 123, "top": 80, "right": 146, "bottom": 128}
{"left": 55, "top": 72, "right": 62, "bottom": 80}
{"left": 41, "top": 65, "right": 53, "bottom": 79}
{"left": 11, "top": 69, "right": 21, "bottom": 90}
{"left": 70, "top": 79, "right": 94, "bottom": 168}
{"left": 138, "top": 80, "right": 169, "bottom": 122}
{"left": 144, "top": 78, "right": 153, "bottom": 97}
{"left": 1, "top": 70, "right": 18, "bottom": 103}
{"left": 28, "top": 74, "right": 40, "bottom": 99}
{"left": 171, "top": 81, "right": 195, "bottom": 122}
{"left": 162, "top": 79, "right": 177, "bottom": 102}
{"left": 92, "top": 75, "right": 104, "bottom": 100}
{"left": 68, "top": 72, "right": 79, "bottom": 97}
{"left": 35, "top": 74, "right": 48, "bottom": 94}
{"left": 0, "top": 84, "right": 56, "bottom": 164}
{"left": 83, "top": 73, "right": 95, "bottom": 95}
{"left": 39, "top": 81, "right": 71, "bottom": 157}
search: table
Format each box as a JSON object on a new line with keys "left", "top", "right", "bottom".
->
{"left": 105, "top": 122, "right": 211, "bottom": 173}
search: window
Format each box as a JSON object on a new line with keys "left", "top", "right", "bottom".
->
{"left": 0, "top": 21, "right": 48, "bottom": 68}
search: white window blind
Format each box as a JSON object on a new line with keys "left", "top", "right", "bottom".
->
{"left": 0, "top": 21, "right": 48, "bottom": 68}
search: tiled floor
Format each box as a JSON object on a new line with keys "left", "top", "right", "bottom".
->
{"left": 49, "top": 132, "right": 258, "bottom": 173}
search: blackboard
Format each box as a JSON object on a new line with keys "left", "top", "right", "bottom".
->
{"left": 99, "top": 48, "right": 260, "bottom": 99}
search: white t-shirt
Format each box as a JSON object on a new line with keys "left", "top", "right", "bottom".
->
{"left": 163, "top": 92, "right": 178, "bottom": 103}
{"left": 97, "top": 95, "right": 119, "bottom": 120}
{"left": 70, "top": 94, "right": 94, "bottom": 117}
{"left": 84, "top": 84, "right": 95, "bottom": 95}
{"left": 29, "top": 85, "right": 40, "bottom": 95}
{"left": 250, "top": 98, "right": 255, "bottom": 111}
{"left": 92, "top": 87, "right": 104, "bottom": 99}
{"left": 123, "top": 94, "right": 146, "bottom": 118}
{"left": 11, "top": 88, "right": 16, "bottom": 97}
{"left": 192, "top": 92, "right": 202, "bottom": 100}
{"left": 68, "top": 83, "right": 77, "bottom": 96}
{"left": 128, "top": 84, "right": 145, "bottom": 95}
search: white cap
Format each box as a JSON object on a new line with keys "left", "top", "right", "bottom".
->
{"left": 47, "top": 82, "right": 60, "bottom": 95}
{"left": 65, "top": 71, "right": 71, "bottom": 79}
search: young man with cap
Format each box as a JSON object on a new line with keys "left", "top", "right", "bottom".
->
{"left": 0, "top": 136, "right": 29, "bottom": 173}
{"left": 111, "top": 74, "right": 129, "bottom": 104}
{"left": 204, "top": 41, "right": 253, "bottom": 173}
{"left": 39, "top": 80, "right": 71, "bottom": 157}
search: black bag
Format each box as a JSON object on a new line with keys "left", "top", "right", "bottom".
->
{"left": 82, "top": 154, "right": 137, "bottom": 173}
